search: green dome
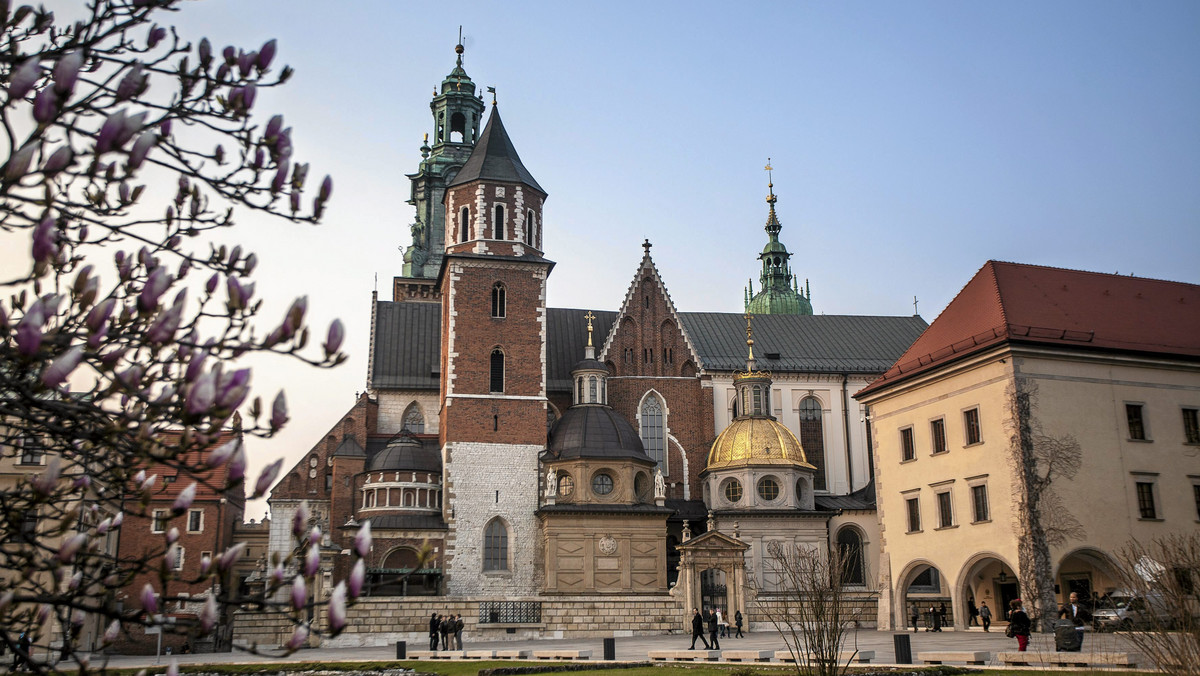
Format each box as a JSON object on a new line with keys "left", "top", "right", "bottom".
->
{"left": 747, "top": 285, "right": 812, "bottom": 315}
{"left": 743, "top": 180, "right": 812, "bottom": 316}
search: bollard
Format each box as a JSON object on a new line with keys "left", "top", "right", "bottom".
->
{"left": 396, "top": 640, "right": 407, "bottom": 659}
{"left": 893, "top": 633, "right": 912, "bottom": 664}
{"left": 603, "top": 637, "right": 616, "bottom": 660}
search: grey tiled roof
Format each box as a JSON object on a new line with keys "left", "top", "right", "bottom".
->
{"left": 678, "top": 313, "right": 928, "bottom": 374}
{"left": 446, "top": 107, "right": 545, "bottom": 194}
{"left": 546, "top": 309, "right": 617, "bottom": 391}
{"left": 371, "top": 302, "right": 441, "bottom": 389}
{"left": 814, "top": 480, "right": 877, "bottom": 511}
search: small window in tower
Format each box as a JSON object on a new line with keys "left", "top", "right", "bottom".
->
{"left": 644, "top": 296, "right": 650, "bottom": 308}
{"left": 577, "top": 377, "right": 584, "bottom": 404}
{"left": 459, "top": 207, "right": 470, "bottom": 243}
{"left": 491, "top": 283, "right": 506, "bottom": 318}
{"left": 752, "top": 386, "right": 763, "bottom": 415}
{"left": 588, "top": 376, "right": 598, "bottom": 403}
{"left": 526, "top": 210, "right": 535, "bottom": 245}
{"left": 450, "top": 111, "right": 466, "bottom": 143}
{"left": 494, "top": 204, "right": 506, "bottom": 240}
{"left": 490, "top": 348, "right": 504, "bottom": 393}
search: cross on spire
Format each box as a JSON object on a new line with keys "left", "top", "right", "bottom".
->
{"left": 584, "top": 310, "right": 596, "bottom": 347}
{"left": 765, "top": 158, "right": 776, "bottom": 205}
{"left": 643, "top": 239, "right": 652, "bottom": 255}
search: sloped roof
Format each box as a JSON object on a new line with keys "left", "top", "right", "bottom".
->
{"left": 547, "top": 309, "right": 616, "bottom": 391}
{"left": 679, "top": 313, "right": 929, "bottom": 373}
{"left": 371, "top": 302, "right": 441, "bottom": 389}
{"left": 332, "top": 435, "right": 366, "bottom": 458}
{"left": 446, "top": 106, "right": 545, "bottom": 193}
{"left": 858, "top": 261, "right": 1200, "bottom": 397}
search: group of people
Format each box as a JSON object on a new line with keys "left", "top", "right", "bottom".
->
{"left": 906, "top": 592, "right": 1093, "bottom": 654}
{"left": 910, "top": 601, "right": 950, "bottom": 632}
{"left": 965, "top": 597, "right": 993, "bottom": 631}
{"left": 688, "top": 607, "right": 743, "bottom": 649}
{"left": 428, "top": 613, "right": 465, "bottom": 651}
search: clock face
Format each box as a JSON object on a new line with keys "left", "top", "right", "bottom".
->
{"left": 558, "top": 475, "right": 574, "bottom": 497}
{"left": 309, "top": 457, "right": 318, "bottom": 468}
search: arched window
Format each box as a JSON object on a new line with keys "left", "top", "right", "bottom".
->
{"left": 491, "top": 283, "right": 506, "bottom": 318}
{"left": 525, "top": 210, "right": 535, "bottom": 245}
{"left": 459, "top": 207, "right": 469, "bottom": 243}
{"left": 490, "top": 348, "right": 504, "bottom": 393}
{"left": 402, "top": 402, "right": 424, "bottom": 434}
{"left": 588, "top": 376, "right": 597, "bottom": 403}
{"left": 576, "top": 377, "right": 584, "bottom": 404}
{"left": 640, "top": 395, "right": 665, "bottom": 471}
{"left": 798, "top": 397, "right": 826, "bottom": 491}
{"left": 494, "top": 204, "right": 506, "bottom": 240}
{"left": 483, "top": 518, "right": 508, "bottom": 571}
{"left": 450, "top": 112, "right": 466, "bottom": 143}
{"left": 837, "top": 527, "right": 865, "bottom": 585}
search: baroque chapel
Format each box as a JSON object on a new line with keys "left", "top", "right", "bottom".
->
{"left": 266, "top": 44, "right": 927, "bottom": 636}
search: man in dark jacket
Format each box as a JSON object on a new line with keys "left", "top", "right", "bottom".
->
{"left": 688, "top": 608, "right": 709, "bottom": 649}
{"left": 454, "top": 614, "right": 465, "bottom": 650}
{"left": 429, "top": 613, "right": 440, "bottom": 650}
{"left": 440, "top": 614, "right": 451, "bottom": 650}
{"left": 1058, "top": 592, "right": 1092, "bottom": 651}
{"left": 707, "top": 609, "right": 721, "bottom": 650}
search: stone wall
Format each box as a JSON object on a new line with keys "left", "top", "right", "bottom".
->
{"left": 318, "top": 595, "right": 685, "bottom": 648}
{"left": 747, "top": 591, "right": 879, "bottom": 632}
{"left": 230, "top": 609, "right": 296, "bottom": 650}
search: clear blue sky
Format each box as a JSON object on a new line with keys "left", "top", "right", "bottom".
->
{"left": 91, "top": 1, "right": 1200, "bottom": 516}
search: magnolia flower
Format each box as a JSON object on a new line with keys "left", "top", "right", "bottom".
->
{"left": 16, "top": 299, "right": 47, "bottom": 356}
{"left": 41, "top": 346, "right": 83, "bottom": 388}
{"left": 102, "top": 620, "right": 120, "bottom": 645}
{"left": 216, "top": 368, "right": 250, "bottom": 410}
{"left": 32, "top": 216, "right": 58, "bottom": 264}
{"left": 186, "top": 371, "right": 216, "bottom": 416}
{"left": 328, "top": 581, "right": 348, "bottom": 632}
{"left": 164, "top": 543, "right": 180, "bottom": 571}
{"left": 8, "top": 58, "right": 40, "bottom": 101}
{"left": 140, "top": 583, "right": 157, "bottom": 615}
{"left": 270, "top": 391, "right": 288, "bottom": 430}
{"left": 323, "top": 319, "right": 345, "bottom": 356}
{"left": 127, "top": 132, "right": 157, "bottom": 170}
{"left": 227, "top": 440, "right": 247, "bottom": 483}
{"left": 265, "top": 115, "right": 283, "bottom": 141}
{"left": 200, "top": 595, "right": 217, "bottom": 632}
{"left": 147, "top": 25, "right": 167, "bottom": 49}
{"left": 285, "top": 624, "right": 308, "bottom": 651}
{"left": 271, "top": 158, "right": 289, "bottom": 194}
{"left": 33, "top": 87, "right": 57, "bottom": 123}
{"left": 111, "top": 512, "right": 124, "bottom": 529}
{"left": 146, "top": 291, "right": 186, "bottom": 344}
{"left": 349, "top": 559, "right": 366, "bottom": 599}
{"left": 217, "top": 542, "right": 246, "bottom": 571}
{"left": 42, "top": 146, "right": 73, "bottom": 175}
{"left": 58, "top": 533, "right": 87, "bottom": 563}
{"left": 5, "top": 144, "right": 35, "bottom": 182}
{"left": 72, "top": 474, "right": 91, "bottom": 491}
{"left": 319, "top": 175, "right": 333, "bottom": 202}
{"left": 258, "top": 40, "right": 277, "bottom": 70}
{"left": 166, "top": 527, "right": 179, "bottom": 544}
{"left": 31, "top": 456, "right": 61, "bottom": 496}
{"left": 252, "top": 458, "right": 282, "bottom": 499}
{"left": 198, "top": 38, "right": 213, "bottom": 67}
{"left": 138, "top": 266, "right": 172, "bottom": 312}
{"left": 96, "top": 109, "right": 128, "bottom": 154}
{"left": 292, "top": 500, "right": 310, "bottom": 538}
{"left": 207, "top": 436, "right": 239, "bottom": 468}
{"left": 354, "top": 520, "right": 372, "bottom": 558}
{"left": 52, "top": 51, "right": 82, "bottom": 96}
{"left": 303, "top": 544, "right": 320, "bottom": 578}
{"left": 172, "top": 482, "right": 197, "bottom": 513}
{"left": 308, "top": 526, "right": 321, "bottom": 547}
{"left": 290, "top": 575, "right": 306, "bottom": 610}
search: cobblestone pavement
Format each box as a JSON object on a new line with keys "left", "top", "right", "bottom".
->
{"left": 86, "top": 628, "right": 1144, "bottom": 671}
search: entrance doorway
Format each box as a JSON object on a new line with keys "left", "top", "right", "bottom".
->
{"left": 701, "top": 568, "right": 727, "bottom": 612}
{"left": 997, "top": 582, "right": 1020, "bottom": 619}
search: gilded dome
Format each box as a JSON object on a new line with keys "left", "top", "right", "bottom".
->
{"left": 706, "top": 416, "right": 815, "bottom": 472}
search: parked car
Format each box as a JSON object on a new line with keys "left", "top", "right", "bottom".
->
{"left": 1093, "top": 592, "right": 1173, "bottom": 631}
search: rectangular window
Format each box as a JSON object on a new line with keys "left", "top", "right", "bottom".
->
{"left": 971, "top": 484, "right": 990, "bottom": 523}
{"left": 151, "top": 509, "right": 168, "bottom": 533}
{"left": 19, "top": 436, "right": 44, "bottom": 465}
{"left": 1183, "top": 408, "right": 1200, "bottom": 444}
{"left": 937, "top": 491, "right": 954, "bottom": 528}
{"left": 174, "top": 546, "right": 185, "bottom": 571}
{"left": 964, "top": 408, "right": 982, "bottom": 445}
{"left": 906, "top": 497, "right": 921, "bottom": 533}
{"left": 930, "top": 418, "right": 947, "bottom": 454}
{"left": 1127, "top": 404, "right": 1147, "bottom": 440}
{"left": 187, "top": 509, "right": 204, "bottom": 533}
{"left": 900, "top": 427, "right": 915, "bottom": 462}
{"left": 1136, "top": 481, "right": 1157, "bottom": 519}
{"left": 20, "top": 510, "right": 38, "bottom": 537}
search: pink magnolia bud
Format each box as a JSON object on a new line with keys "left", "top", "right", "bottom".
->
{"left": 200, "top": 553, "right": 212, "bottom": 576}
{"left": 147, "top": 25, "right": 167, "bottom": 49}
{"left": 308, "top": 526, "right": 320, "bottom": 547}
{"left": 198, "top": 38, "right": 213, "bottom": 67}
{"left": 31, "top": 456, "right": 61, "bottom": 495}
{"left": 200, "top": 595, "right": 217, "bottom": 632}
{"left": 244, "top": 253, "right": 258, "bottom": 275}
{"left": 53, "top": 51, "right": 82, "bottom": 96}
{"left": 73, "top": 474, "right": 92, "bottom": 491}
{"left": 102, "top": 620, "right": 120, "bottom": 645}
{"left": 323, "top": 319, "right": 345, "bottom": 356}
{"left": 226, "top": 275, "right": 246, "bottom": 310}
{"left": 33, "top": 87, "right": 57, "bottom": 123}
{"left": 186, "top": 371, "right": 216, "bottom": 416}
{"left": 160, "top": 118, "right": 172, "bottom": 137}
{"left": 242, "top": 82, "right": 256, "bottom": 109}
{"left": 207, "top": 437, "right": 239, "bottom": 470}
{"left": 237, "top": 50, "right": 254, "bottom": 77}
{"left": 258, "top": 39, "right": 277, "bottom": 70}
{"left": 217, "top": 542, "right": 246, "bottom": 571}
{"left": 96, "top": 109, "right": 127, "bottom": 154}
{"left": 270, "top": 391, "right": 288, "bottom": 430}
{"left": 318, "top": 175, "right": 333, "bottom": 202}
{"left": 16, "top": 300, "right": 46, "bottom": 356}
{"left": 349, "top": 559, "right": 366, "bottom": 599}
{"left": 271, "top": 563, "right": 285, "bottom": 587}
{"left": 166, "top": 527, "right": 179, "bottom": 544}
{"left": 227, "top": 440, "right": 247, "bottom": 483}
{"left": 205, "top": 272, "right": 219, "bottom": 295}
{"left": 289, "top": 189, "right": 300, "bottom": 213}
{"left": 42, "top": 146, "right": 73, "bottom": 175}
{"left": 216, "top": 368, "right": 250, "bottom": 409}
{"left": 271, "top": 158, "right": 289, "bottom": 194}
{"left": 166, "top": 659, "right": 178, "bottom": 676}
{"left": 328, "top": 581, "right": 347, "bottom": 633}
{"left": 127, "top": 133, "right": 157, "bottom": 170}
{"left": 146, "top": 290, "right": 186, "bottom": 344}
{"left": 138, "top": 266, "right": 172, "bottom": 312}
{"left": 252, "top": 147, "right": 264, "bottom": 169}
{"left": 69, "top": 571, "right": 83, "bottom": 590}
{"left": 252, "top": 458, "right": 282, "bottom": 499}
{"left": 112, "top": 512, "right": 124, "bottom": 529}
{"left": 8, "top": 58, "right": 40, "bottom": 101}
{"left": 172, "top": 482, "right": 197, "bottom": 513}
{"left": 290, "top": 575, "right": 306, "bottom": 610}
{"left": 31, "top": 216, "right": 58, "bottom": 264}
{"left": 5, "top": 144, "right": 35, "bottom": 182}
{"left": 292, "top": 501, "right": 309, "bottom": 538}
{"left": 285, "top": 624, "right": 308, "bottom": 651}
{"left": 303, "top": 545, "right": 320, "bottom": 578}
{"left": 164, "top": 543, "right": 180, "bottom": 571}
{"left": 140, "top": 583, "right": 157, "bottom": 614}
{"left": 264, "top": 115, "right": 283, "bottom": 141}
{"left": 42, "top": 346, "right": 83, "bottom": 389}
{"left": 59, "top": 533, "right": 87, "bottom": 563}
{"left": 354, "top": 520, "right": 371, "bottom": 558}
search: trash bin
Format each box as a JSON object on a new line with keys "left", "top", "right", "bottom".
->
{"left": 893, "top": 633, "right": 912, "bottom": 664}
{"left": 396, "top": 641, "right": 407, "bottom": 659}
{"left": 603, "top": 637, "right": 615, "bottom": 660}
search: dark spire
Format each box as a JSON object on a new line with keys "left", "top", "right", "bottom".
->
{"left": 447, "top": 106, "right": 545, "bottom": 194}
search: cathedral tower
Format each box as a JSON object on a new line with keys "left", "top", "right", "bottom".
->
{"left": 402, "top": 42, "right": 487, "bottom": 280}
{"left": 438, "top": 103, "right": 550, "bottom": 595}
{"left": 744, "top": 166, "right": 813, "bottom": 315}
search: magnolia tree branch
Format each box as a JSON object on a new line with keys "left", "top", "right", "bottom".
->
{"left": 0, "top": 1, "right": 364, "bottom": 673}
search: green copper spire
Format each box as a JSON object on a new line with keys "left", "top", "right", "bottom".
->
{"left": 744, "top": 162, "right": 812, "bottom": 315}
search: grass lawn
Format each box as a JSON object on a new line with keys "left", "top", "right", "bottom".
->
{"left": 107, "top": 660, "right": 1148, "bottom": 676}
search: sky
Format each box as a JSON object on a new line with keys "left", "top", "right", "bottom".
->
{"left": 20, "top": 1, "right": 1200, "bottom": 518}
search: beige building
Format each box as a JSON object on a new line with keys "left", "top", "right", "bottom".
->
{"left": 857, "top": 261, "right": 1200, "bottom": 630}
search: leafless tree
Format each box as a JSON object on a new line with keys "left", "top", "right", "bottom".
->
{"left": 0, "top": 1, "right": 368, "bottom": 672}
{"left": 754, "top": 540, "right": 876, "bottom": 676}
{"left": 1005, "top": 377, "right": 1084, "bottom": 632}
{"left": 1113, "top": 534, "right": 1200, "bottom": 675}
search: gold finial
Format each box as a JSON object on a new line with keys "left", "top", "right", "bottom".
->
{"left": 487, "top": 86, "right": 497, "bottom": 106}
{"left": 584, "top": 310, "right": 596, "bottom": 347}
{"left": 743, "top": 312, "right": 755, "bottom": 362}
{"left": 423, "top": 133, "right": 428, "bottom": 143}
{"left": 765, "top": 158, "right": 777, "bottom": 205}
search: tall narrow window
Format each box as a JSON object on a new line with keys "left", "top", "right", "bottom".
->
{"left": 1184, "top": 408, "right": 1200, "bottom": 444}
{"left": 483, "top": 518, "right": 508, "bottom": 571}
{"left": 525, "top": 210, "right": 535, "bottom": 245}
{"left": 640, "top": 395, "right": 666, "bottom": 471}
{"left": 752, "top": 386, "right": 763, "bottom": 415}
{"left": 964, "top": 408, "right": 982, "bottom": 445}
{"left": 836, "top": 527, "right": 865, "bottom": 585}
{"left": 798, "top": 397, "right": 826, "bottom": 491}
{"left": 930, "top": 418, "right": 947, "bottom": 454}
{"left": 1136, "top": 481, "right": 1157, "bottom": 519}
{"left": 971, "top": 484, "right": 990, "bottom": 522}
{"left": 491, "top": 283, "right": 506, "bottom": 318}
{"left": 490, "top": 349, "right": 504, "bottom": 393}
{"left": 494, "top": 204, "right": 506, "bottom": 240}
{"left": 459, "top": 207, "right": 469, "bottom": 243}
{"left": 1127, "top": 404, "right": 1147, "bottom": 440}
{"left": 900, "top": 427, "right": 915, "bottom": 462}
{"left": 905, "top": 497, "right": 921, "bottom": 533}
{"left": 588, "top": 376, "right": 597, "bottom": 403}
{"left": 937, "top": 491, "right": 953, "bottom": 528}
{"left": 402, "top": 403, "right": 424, "bottom": 433}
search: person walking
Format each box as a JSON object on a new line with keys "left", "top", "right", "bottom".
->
{"left": 12, "top": 632, "right": 30, "bottom": 671}
{"left": 938, "top": 602, "right": 948, "bottom": 629}
{"left": 911, "top": 603, "right": 920, "bottom": 632}
{"left": 428, "top": 613, "right": 440, "bottom": 651}
{"left": 707, "top": 608, "right": 721, "bottom": 650}
{"left": 967, "top": 597, "right": 979, "bottom": 626}
{"left": 734, "top": 610, "right": 744, "bottom": 638}
{"left": 689, "top": 608, "right": 710, "bottom": 649}
{"left": 929, "top": 604, "right": 942, "bottom": 632}
{"left": 1008, "top": 598, "right": 1032, "bottom": 651}
{"left": 715, "top": 608, "right": 727, "bottom": 638}
{"left": 1058, "top": 591, "right": 1091, "bottom": 651}
{"left": 454, "top": 614, "right": 464, "bottom": 650}
{"left": 979, "top": 601, "right": 992, "bottom": 632}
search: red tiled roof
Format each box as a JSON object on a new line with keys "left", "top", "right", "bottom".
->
{"left": 857, "top": 261, "right": 1200, "bottom": 397}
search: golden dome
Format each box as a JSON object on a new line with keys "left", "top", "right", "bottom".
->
{"left": 706, "top": 416, "right": 815, "bottom": 472}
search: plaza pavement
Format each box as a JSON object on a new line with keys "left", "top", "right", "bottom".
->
{"left": 86, "top": 627, "right": 1146, "bottom": 671}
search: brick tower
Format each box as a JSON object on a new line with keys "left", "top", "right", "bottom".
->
{"left": 438, "top": 102, "right": 550, "bottom": 595}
